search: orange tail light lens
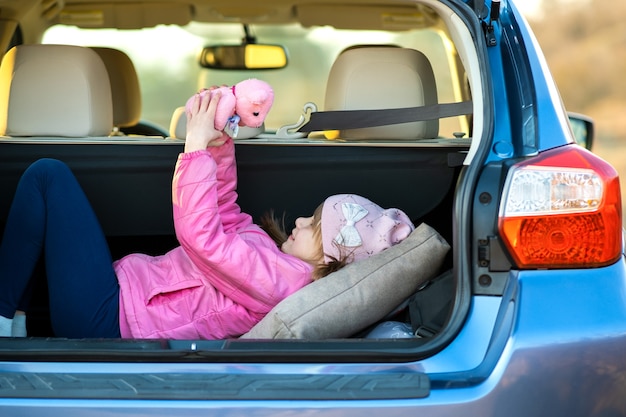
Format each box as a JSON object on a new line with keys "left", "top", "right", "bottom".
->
{"left": 499, "top": 145, "right": 622, "bottom": 269}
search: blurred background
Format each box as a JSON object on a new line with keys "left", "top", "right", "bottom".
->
{"left": 520, "top": 0, "right": 626, "bottom": 224}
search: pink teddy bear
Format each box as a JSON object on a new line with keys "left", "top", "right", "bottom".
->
{"left": 185, "top": 78, "right": 274, "bottom": 138}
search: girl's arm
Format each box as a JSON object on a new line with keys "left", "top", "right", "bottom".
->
{"left": 172, "top": 152, "right": 311, "bottom": 313}
{"left": 185, "top": 91, "right": 246, "bottom": 232}
{"left": 205, "top": 138, "right": 250, "bottom": 232}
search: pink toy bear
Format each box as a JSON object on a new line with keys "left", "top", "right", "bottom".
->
{"left": 185, "top": 78, "right": 274, "bottom": 138}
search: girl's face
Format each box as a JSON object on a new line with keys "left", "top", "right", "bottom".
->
{"left": 281, "top": 215, "right": 321, "bottom": 265}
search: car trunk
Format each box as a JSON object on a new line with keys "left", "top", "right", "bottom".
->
{"left": 0, "top": 137, "right": 467, "bottom": 359}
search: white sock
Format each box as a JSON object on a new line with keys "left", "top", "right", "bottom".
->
{"left": 11, "top": 314, "right": 26, "bottom": 337}
{"left": 0, "top": 315, "right": 13, "bottom": 337}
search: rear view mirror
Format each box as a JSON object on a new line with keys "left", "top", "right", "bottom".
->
{"left": 199, "top": 44, "right": 288, "bottom": 70}
{"left": 568, "top": 112, "right": 594, "bottom": 151}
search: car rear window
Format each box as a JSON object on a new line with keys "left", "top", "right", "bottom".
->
{"left": 43, "top": 21, "right": 469, "bottom": 138}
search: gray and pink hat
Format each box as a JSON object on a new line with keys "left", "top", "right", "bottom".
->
{"left": 321, "top": 194, "right": 415, "bottom": 264}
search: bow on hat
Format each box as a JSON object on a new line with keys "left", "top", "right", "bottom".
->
{"left": 334, "top": 203, "right": 368, "bottom": 247}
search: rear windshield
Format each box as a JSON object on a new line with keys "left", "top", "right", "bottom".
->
{"left": 43, "top": 21, "right": 470, "bottom": 138}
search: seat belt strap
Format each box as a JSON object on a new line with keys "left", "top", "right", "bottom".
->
{"left": 297, "top": 101, "right": 473, "bottom": 133}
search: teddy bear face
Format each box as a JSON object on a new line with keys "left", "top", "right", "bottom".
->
{"left": 234, "top": 79, "right": 274, "bottom": 128}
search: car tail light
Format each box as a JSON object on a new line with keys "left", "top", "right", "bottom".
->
{"left": 499, "top": 145, "right": 622, "bottom": 269}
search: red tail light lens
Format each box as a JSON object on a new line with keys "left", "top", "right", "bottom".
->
{"left": 499, "top": 145, "right": 622, "bottom": 269}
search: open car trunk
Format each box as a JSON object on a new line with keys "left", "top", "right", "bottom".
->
{"left": 0, "top": 137, "right": 465, "bottom": 361}
{"left": 0, "top": 0, "right": 485, "bottom": 365}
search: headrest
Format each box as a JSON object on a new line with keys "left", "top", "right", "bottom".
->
{"left": 169, "top": 107, "right": 187, "bottom": 139}
{"left": 91, "top": 47, "right": 142, "bottom": 128}
{"left": 169, "top": 106, "right": 264, "bottom": 140}
{"left": 324, "top": 46, "right": 439, "bottom": 140}
{"left": 0, "top": 44, "right": 113, "bottom": 137}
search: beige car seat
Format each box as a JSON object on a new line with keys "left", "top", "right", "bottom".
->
{"left": 90, "top": 47, "right": 142, "bottom": 134}
{"left": 324, "top": 46, "right": 439, "bottom": 140}
{"left": 0, "top": 44, "right": 113, "bottom": 137}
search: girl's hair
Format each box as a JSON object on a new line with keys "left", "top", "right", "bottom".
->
{"left": 260, "top": 204, "right": 349, "bottom": 280}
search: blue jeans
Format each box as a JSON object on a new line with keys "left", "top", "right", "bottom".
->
{"left": 0, "top": 159, "right": 120, "bottom": 338}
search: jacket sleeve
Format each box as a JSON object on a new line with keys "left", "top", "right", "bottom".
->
{"left": 172, "top": 150, "right": 311, "bottom": 313}
{"left": 206, "top": 137, "right": 249, "bottom": 232}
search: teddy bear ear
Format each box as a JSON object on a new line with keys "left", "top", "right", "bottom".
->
{"left": 239, "top": 78, "right": 274, "bottom": 96}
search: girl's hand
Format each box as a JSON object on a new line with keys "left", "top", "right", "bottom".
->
{"left": 184, "top": 89, "right": 227, "bottom": 153}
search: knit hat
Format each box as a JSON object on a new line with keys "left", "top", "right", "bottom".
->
{"left": 321, "top": 194, "right": 415, "bottom": 264}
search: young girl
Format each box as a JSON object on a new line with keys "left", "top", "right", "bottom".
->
{"left": 0, "top": 91, "right": 414, "bottom": 339}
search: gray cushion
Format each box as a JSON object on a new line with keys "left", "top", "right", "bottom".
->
{"left": 241, "top": 223, "right": 450, "bottom": 339}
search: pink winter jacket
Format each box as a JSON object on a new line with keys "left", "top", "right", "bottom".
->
{"left": 114, "top": 138, "right": 313, "bottom": 339}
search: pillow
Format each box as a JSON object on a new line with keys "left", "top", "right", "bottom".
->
{"left": 241, "top": 223, "right": 450, "bottom": 339}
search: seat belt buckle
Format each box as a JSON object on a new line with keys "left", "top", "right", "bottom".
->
{"left": 415, "top": 326, "right": 437, "bottom": 338}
